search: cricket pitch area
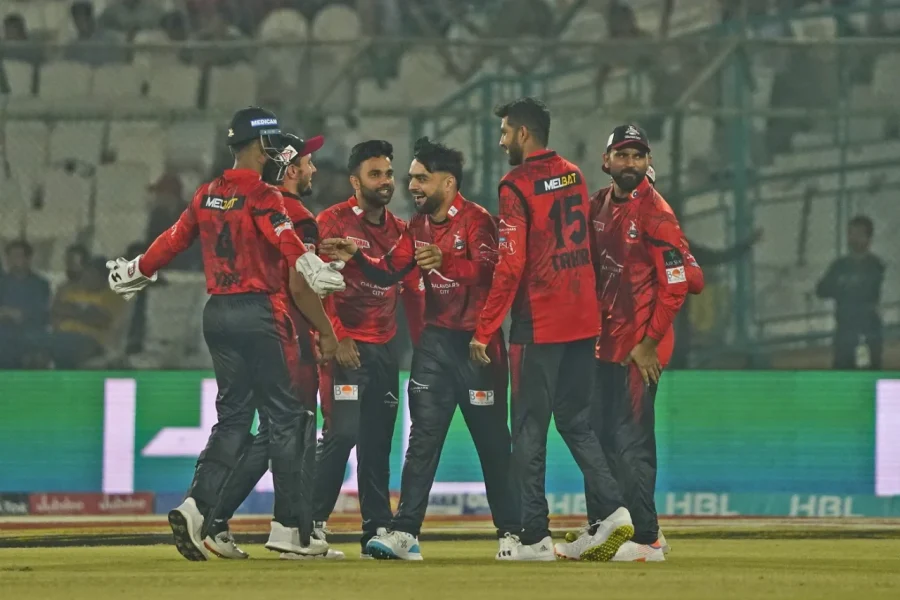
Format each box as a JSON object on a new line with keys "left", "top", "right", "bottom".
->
{"left": 2, "top": 516, "right": 900, "bottom": 600}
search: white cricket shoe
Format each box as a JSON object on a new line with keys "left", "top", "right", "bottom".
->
{"left": 496, "top": 534, "right": 555, "bottom": 562}
{"left": 611, "top": 540, "right": 666, "bottom": 562}
{"left": 279, "top": 537, "right": 340, "bottom": 560}
{"left": 264, "top": 521, "right": 307, "bottom": 555}
{"left": 204, "top": 529, "right": 249, "bottom": 559}
{"left": 167, "top": 498, "right": 209, "bottom": 561}
{"left": 360, "top": 527, "right": 388, "bottom": 559}
{"left": 553, "top": 507, "right": 634, "bottom": 562}
{"left": 658, "top": 530, "right": 670, "bottom": 554}
{"left": 366, "top": 530, "right": 423, "bottom": 561}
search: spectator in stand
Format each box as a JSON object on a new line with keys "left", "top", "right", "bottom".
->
{"left": 3, "top": 13, "right": 43, "bottom": 64}
{"left": 816, "top": 216, "right": 885, "bottom": 370}
{"left": 193, "top": 1, "right": 247, "bottom": 66}
{"left": 99, "top": 0, "right": 165, "bottom": 41}
{"left": 0, "top": 240, "right": 51, "bottom": 369}
{"left": 66, "top": 1, "right": 128, "bottom": 65}
{"left": 50, "top": 256, "right": 127, "bottom": 369}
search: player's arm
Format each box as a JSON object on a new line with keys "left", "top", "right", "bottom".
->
{"left": 250, "top": 188, "right": 308, "bottom": 265}
{"left": 815, "top": 260, "right": 841, "bottom": 299}
{"left": 139, "top": 192, "right": 201, "bottom": 276}
{"left": 321, "top": 229, "right": 418, "bottom": 288}
{"left": 680, "top": 237, "right": 705, "bottom": 295}
{"left": 400, "top": 268, "right": 425, "bottom": 346}
{"left": 288, "top": 269, "right": 338, "bottom": 362}
{"left": 315, "top": 211, "right": 351, "bottom": 342}
{"left": 644, "top": 213, "right": 691, "bottom": 344}
{"left": 473, "top": 182, "right": 528, "bottom": 347}
{"left": 441, "top": 212, "right": 499, "bottom": 286}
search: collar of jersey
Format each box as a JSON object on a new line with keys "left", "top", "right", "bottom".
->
{"left": 431, "top": 192, "right": 465, "bottom": 226}
{"left": 610, "top": 175, "right": 653, "bottom": 203}
{"left": 525, "top": 149, "right": 557, "bottom": 163}
{"left": 347, "top": 195, "right": 387, "bottom": 226}
{"left": 279, "top": 186, "right": 300, "bottom": 201}
{"left": 223, "top": 168, "right": 262, "bottom": 181}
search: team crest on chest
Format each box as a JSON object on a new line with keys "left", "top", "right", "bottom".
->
{"left": 453, "top": 233, "right": 465, "bottom": 250}
{"left": 627, "top": 220, "right": 639, "bottom": 240}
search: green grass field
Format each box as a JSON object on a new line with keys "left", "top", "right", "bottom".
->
{"left": 2, "top": 539, "right": 900, "bottom": 600}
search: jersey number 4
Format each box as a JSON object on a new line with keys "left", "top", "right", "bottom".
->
{"left": 215, "top": 222, "right": 237, "bottom": 261}
{"left": 549, "top": 194, "right": 587, "bottom": 249}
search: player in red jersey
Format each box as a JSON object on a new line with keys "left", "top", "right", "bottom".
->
{"left": 203, "top": 132, "right": 339, "bottom": 560}
{"left": 585, "top": 125, "right": 701, "bottom": 563}
{"left": 105, "top": 108, "right": 345, "bottom": 561}
{"left": 311, "top": 140, "right": 425, "bottom": 559}
{"left": 320, "top": 137, "right": 519, "bottom": 561}
{"left": 470, "top": 97, "right": 632, "bottom": 562}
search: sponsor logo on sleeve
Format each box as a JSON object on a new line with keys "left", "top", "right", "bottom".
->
{"left": 202, "top": 195, "right": 245, "bottom": 211}
{"left": 469, "top": 390, "right": 495, "bottom": 406}
{"left": 533, "top": 171, "right": 580, "bottom": 195}
{"left": 666, "top": 267, "right": 687, "bottom": 284}
{"left": 663, "top": 249, "right": 684, "bottom": 268}
{"left": 347, "top": 236, "right": 370, "bottom": 249}
{"left": 334, "top": 384, "right": 359, "bottom": 401}
{"left": 270, "top": 213, "right": 293, "bottom": 236}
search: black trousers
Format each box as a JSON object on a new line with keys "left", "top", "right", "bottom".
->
{"left": 312, "top": 340, "right": 400, "bottom": 546}
{"left": 510, "top": 338, "right": 625, "bottom": 545}
{"left": 591, "top": 360, "right": 659, "bottom": 545}
{"left": 192, "top": 293, "right": 309, "bottom": 528}
{"left": 392, "top": 326, "right": 518, "bottom": 537}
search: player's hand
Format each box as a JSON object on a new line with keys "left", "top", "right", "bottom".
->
{"left": 628, "top": 338, "right": 661, "bottom": 385}
{"left": 415, "top": 244, "right": 442, "bottom": 271}
{"left": 106, "top": 255, "right": 157, "bottom": 300}
{"left": 319, "top": 238, "right": 358, "bottom": 262}
{"left": 317, "top": 332, "right": 339, "bottom": 364}
{"left": 469, "top": 338, "right": 491, "bottom": 365}
{"left": 335, "top": 337, "right": 361, "bottom": 370}
{"left": 296, "top": 253, "right": 345, "bottom": 295}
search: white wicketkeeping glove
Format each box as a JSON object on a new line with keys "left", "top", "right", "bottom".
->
{"left": 295, "top": 252, "right": 346, "bottom": 297}
{"left": 106, "top": 255, "right": 158, "bottom": 301}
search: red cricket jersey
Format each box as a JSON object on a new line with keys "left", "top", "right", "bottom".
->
{"left": 317, "top": 196, "right": 425, "bottom": 345}
{"left": 141, "top": 169, "right": 307, "bottom": 294}
{"left": 353, "top": 193, "right": 498, "bottom": 333}
{"left": 281, "top": 188, "right": 319, "bottom": 363}
{"left": 475, "top": 150, "right": 598, "bottom": 345}
{"left": 589, "top": 177, "right": 698, "bottom": 366}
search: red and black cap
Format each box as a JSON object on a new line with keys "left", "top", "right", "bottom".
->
{"left": 227, "top": 106, "right": 282, "bottom": 146}
{"left": 275, "top": 132, "right": 325, "bottom": 164}
{"left": 605, "top": 124, "right": 651, "bottom": 153}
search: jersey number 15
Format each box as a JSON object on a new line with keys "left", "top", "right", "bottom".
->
{"left": 549, "top": 194, "right": 587, "bottom": 250}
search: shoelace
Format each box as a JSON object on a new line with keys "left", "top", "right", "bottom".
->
{"left": 218, "top": 531, "right": 235, "bottom": 545}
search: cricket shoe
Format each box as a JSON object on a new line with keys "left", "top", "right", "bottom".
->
{"left": 496, "top": 534, "right": 555, "bottom": 562}
{"left": 611, "top": 540, "right": 665, "bottom": 562}
{"left": 553, "top": 507, "right": 634, "bottom": 562}
{"left": 279, "top": 539, "right": 342, "bottom": 560}
{"left": 204, "top": 529, "right": 249, "bottom": 559}
{"left": 167, "top": 497, "right": 209, "bottom": 561}
{"left": 264, "top": 521, "right": 312, "bottom": 555}
{"left": 366, "top": 530, "right": 423, "bottom": 561}
{"left": 360, "top": 527, "right": 388, "bottom": 560}
{"left": 658, "top": 530, "right": 670, "bottom": 555}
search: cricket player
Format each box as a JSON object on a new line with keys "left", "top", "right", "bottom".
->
{"left": 321, "top": 137, "right": 519, "bottom": 561}
{"left": 203, "top": 132, "right": 339, "bottom": 560}
{"left": 312, "top": 140, "right": 425, "bottom": 559}
{"left": 471, "top": 97, "right": 633, "bottom": 562}
{"left": 106, "top": 108, "right": 345, "bottom": 561}
{"left": 580, "top": 125, "right": 699, "bottom": 562}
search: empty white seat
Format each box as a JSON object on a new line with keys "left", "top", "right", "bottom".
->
{"left": 6, "top": 120, "right": 50, "bottom": 171}
{"left": 165, "top": 120, "right": 216, "bottom": 173}
{"left": 148, "top": 63, "right": 200, "bottom": 109}
{"left": 39, "top": 60, "right": 92, "bottom": 100}
{"left": 207, "top": 63, "right": 257, "bottom": 111}
{"left": 3, "top": 59, "right": 34, "bottom": 98}
{"left": 49, "top": 120, "right": 105, "bottom": 166}
{"left": 108, "top": 120, "right": 164, "bottom": 180}
{"left": 396, "top": 50, "right": 456, "bottom": 108}
{"left": 92, "top": 63, "right": 143, "bottom": 100}
{"left": 140, "top": 282, "right": 207, "bottom": 366}
{"left": 0, "top": 174, "right": 26, "bottom": 239}
{"left": 312, "top": 4, "right": 360, "bottom": 39}
{"left": 873, "top": 53, "right": 900, "bottom": 101}
{"left": 310, "top": 5, "right": 360, "bottom": 112}
{"left": 93, "top": 209, "right": 149, "bottom": 258}
{"left": 95, "top": 163, "right": 151, "bottom": 214}
{"left": 258, "top": 7, "right": 308, "bottom": 39}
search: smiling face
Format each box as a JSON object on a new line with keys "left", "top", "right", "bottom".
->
{"left": 352, "top": 155, "right": 395, "bottom": 208}
{"left": 408, "top": 159, "right": 452, "bottom": 215}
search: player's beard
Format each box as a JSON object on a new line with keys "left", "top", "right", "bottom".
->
{"left": 611, "top": 167, "right": 645, "bottom": 193}
{"left": 298, "top": 174, "right": 313, "bottom": 197}
{"left": 360, "top": 182, "right": 394, "bottom": 208}
{"left": 415, "top": 189, "right": 443, "bottom": 215}
{"left": 505, "top": 136, "right": 524, "bottom": 166}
